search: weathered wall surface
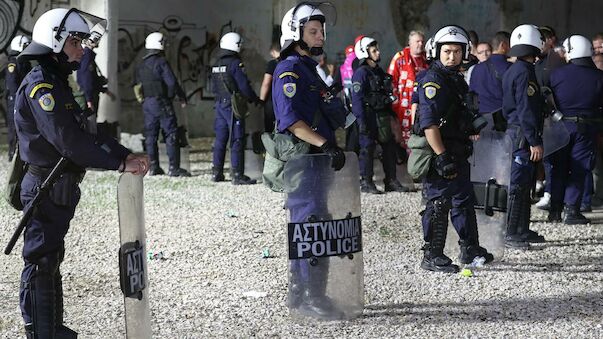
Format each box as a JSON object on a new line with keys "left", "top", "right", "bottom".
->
{"left": 3, "top": 0, "right": 603, "bottom": 138}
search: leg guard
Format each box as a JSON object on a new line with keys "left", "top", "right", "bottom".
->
{"left": 458, "top": 207, "right": 494, "bottom": 264}
{"left": 505, "top": 186, "right": 529, "bottom": 249}
{"left": 22, "top": 252, "right": 60, "bottom": 338}
{"left": 421, "top": 198, "right": 459, "bottom": 273}
{"left": 521, "top": 188, "right": 545, "bottom": 242}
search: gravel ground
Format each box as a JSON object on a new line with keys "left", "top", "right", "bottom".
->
{"left": 2, "top": 138, "right": 603, "bottom": 338}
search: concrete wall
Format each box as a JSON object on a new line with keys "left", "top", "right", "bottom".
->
{"left": 3, "top": 0, "right": 603, "bottom": 138}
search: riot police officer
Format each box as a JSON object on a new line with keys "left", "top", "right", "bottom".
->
{"left": 14, "top": 8, "right": 148, "bottom": 337}
{"left": 502, "top": 24, "right": 546, "bottom": 248}
{"left": 274, "top": 2, "right": 347, "bottom": 318}
{"left": 351, "top": 36, "right": 408, "bottom": 193}
{"left": 135, "top": 31, "right": 190, "bottom": 177}
{"left": 417, "top": 26, "right": 493, "bottom": 273}
{"left": 210, "top": 32, "right": 259, "bottom": 185}
{"left": 4, "top": 35, "right": 32, "bottom": 160}
{"left": 548, "top": 35, "right": 603, "bottom": 224}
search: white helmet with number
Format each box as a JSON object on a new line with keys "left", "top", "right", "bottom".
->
{"left": 145, "top": 32, "right": 165, "bottom": 50}
{"left": 354, "top": 36, "right": 376, "bottom": 60}
{"left": 509, "top": 24, "right": 544, "bottom": 57}
{"left": 220, "top": 32, "right": 242, "bottom": 53}
{"left": 430, "top": 25, "right": 470, "bottom": 60}
{"left": 563, "top": 35, "right": 593, "bottom": 60}
{"left": 425, "top": 37, "right": 434, "bottom": 60}
{"left": 10, "top": 35, "right": 31, "bottom": 53}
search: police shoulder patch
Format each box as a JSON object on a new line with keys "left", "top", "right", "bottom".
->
{"left": 7, "top": 63, "right": 16, "bottom": 73}
{"left": 352, "top": 82, "right": 361, "bottom": 93}
{"left": 527, "top": 81, "right": 537, "bottom": 97}
{"left": 29, "top": 83, "right": 54, "bottom": 98}
{"left": 38, "top": 93, "right": 55, "bottom": 112}
{"left": 278, "top": 71, "right": 299, "bottom": 79}
{"left": 422, "top": 81, "right": 441, "bottom": 89}
{"left": 283, "top": 83, "right": 296, "bottom": 98}
{"left": 425, "top": 86, "right": 437, "bottom": 99}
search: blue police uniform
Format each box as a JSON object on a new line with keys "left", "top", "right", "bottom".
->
{"left": 273, "top": 51, "right": 347, "bottom": 313}
{"left": 416, "top": 60, "right": 491, "bottom": 271}
{"left": 76, "top": 47, "right": 105, "bottom": 113}
{"left": 548, "top": 60, "right": 603, "bottom": 223}
{"left": 14, "top": 56, "right": 131, "bottom": 334}
{"left": 4, "top": 54, "right": 32, "bottom": 159}
{"left": 351, "top": 63, "right": 405, "bottom": 192}
{"left": 135, "top": 51, "right": 187, "bottom": 176}
{"left": 469, "top": 54, "right": 511, "bottom": 114}
{"left": 502, "top": 58, "right": 544, "bottom": 243}
{"left": 210, "top": 49, "right": 259, "bottom": 182}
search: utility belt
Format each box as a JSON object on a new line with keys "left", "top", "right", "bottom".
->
{"left": 28, "top": 164, "right": 85, "bottom": 206}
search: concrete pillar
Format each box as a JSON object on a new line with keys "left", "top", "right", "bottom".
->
{"left": 76, "top": 0, "right": 120, "bottom": 126}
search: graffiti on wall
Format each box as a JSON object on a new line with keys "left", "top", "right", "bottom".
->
{"left": 118, "top": 15, "right": 239, "bottom": 105}
{"left": 0, "top": 0, "right": 50, "bottom": 54}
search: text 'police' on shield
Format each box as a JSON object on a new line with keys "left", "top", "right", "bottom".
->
{"left": 287, "top": 216, "right": 362, "bottom": 259}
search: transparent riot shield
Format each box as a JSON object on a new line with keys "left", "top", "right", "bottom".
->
{"left": 244, "top": 102, "right": 265, "bottom": 181}
{"left": 117, "top": 173, "right": 152, "bottom": 338}
{"left": 542, "top": 117, "right": 570, "bottom": 157}
{"left": 283, "top": 152, "right": 363, "bottom": 321}
{"left": 445, "top": 130, "right": 511, "bottom": 261}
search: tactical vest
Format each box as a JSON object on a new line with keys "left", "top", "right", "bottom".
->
{"left": 138, "top": 56, "right": 167, "bottom": 98}
{"left": 211, "top": 56, "right": 238, "bottom": 100}
{"left": 362, "top": 66, "right": 394, "bottom": 112}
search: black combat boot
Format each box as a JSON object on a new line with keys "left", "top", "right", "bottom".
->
{"left": 23, "top": 254, "right": 60, "bottom": 338}
{"left": 458, "top": 208, "right": 494, "bottom": 264}
{"left": 421, "top": 198, "right": 459, "bottom": 273}
{"left": 297, "top": 258, "right": 344, "bottom": 320}
{"left": 520, "top": 188, "right": 545, "bottom": 243}
{"left": 547, "top": 200, "right": 563, "bottom": 222}
{"left": 168, "top": 167, "right": 191, "bottom": 177}
{"left": 211, "top": 167, "right": 225, "bottom": 182}
{"left": 505, "top": 187, "right": 530, "bottom": 249}
{"left": 563, "top": 204, "right": 591, "bottom": 225}
{"left": 232, "top": 173, "right": 257, "bottom": 185}
{"left": 384, "top": 178, "right": 410, "bottom": 192}
{"left": 148, "top": 161, "right": 165, "bottom": 176}
{"left": 360, "top": 177, "right": 382, "bottom": 194}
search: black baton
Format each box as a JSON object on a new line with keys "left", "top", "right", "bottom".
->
{"left": 4, "top": 157, "right": 70, "bottom": 255}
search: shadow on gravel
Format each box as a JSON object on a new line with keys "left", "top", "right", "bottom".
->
{"left": 485, "top": 257, "right": 603, "bottom": 273}
{"left": 364, "top": 292, "right": 603, "bottom": 321}
{"left": 540, "top": 237, "right": 603, "bottom": 248}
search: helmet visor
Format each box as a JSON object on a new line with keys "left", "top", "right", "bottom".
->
{"left": 55, "top": 8, "right": 107, "bottom": 45}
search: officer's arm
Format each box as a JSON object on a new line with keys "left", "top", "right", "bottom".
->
{"left": 28, "top": 85, "right": 123, "bottom": 169}
{"left": 96, "top": 133, "right": 132, "bottom": 160}
{"left": 158, "top": 59, "right": 180, "bottom": 99}
{"left": 231, "top": 61, "right": 259, "bottom": 101}
{"left": 350, "top": 69, "right": 368, "bottom": 122}
{"left": 515, "top": 74, "right": 542, "bottom": 146}
{"left": 424, "top": 126, "right": 446, "bottom": 155}
{"left": 288, "top": 120, "right": 327, "bottom": 147}
{"left": 77, "top": 52, "right": 95, "bottom": 102}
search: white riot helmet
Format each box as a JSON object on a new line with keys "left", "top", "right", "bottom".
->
{"left": 354, "top": 36, "right": 376, "bottom": 60}
{"left": 430, "top": 25, "right": 470, "bottom": 60}
{"left": 220, "top": 32, "right": 242, "bottom": 53}
{"left": 20, "top": 8, "right": 106, "bottom": 59}
{"left": 509, "top": 24, "right": 544, "bottom": 57}
{"left": 425, "top": 37, "right": 434, "bottom": 60}
{"left": 280, "top": 2, "right": 336, "bottom": 54}
{"left": 563, "top": 35, "right": 593, "bottom": 61}
{"left": 145, "top": 32, "right": 165, "bottom": 50}
{"left": 10, "top": 35, "right": 31, "bottom": 53}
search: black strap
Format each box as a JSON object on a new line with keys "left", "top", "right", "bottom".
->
{"left": 485, "top": 59, "right": 502, "bottom": 84}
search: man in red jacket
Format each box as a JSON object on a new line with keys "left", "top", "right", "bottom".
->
{"left": 388, "top": 30, "right": 428, "bottom": 150}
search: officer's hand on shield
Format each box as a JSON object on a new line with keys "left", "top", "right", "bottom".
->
{"left": 123, "top": 153, "right": 150, "bottom": 175}
{"left": 529, "top": 145, "right": 543, "bottom": 162}
{"left": 434, "top": 151, "right": 457, "bottom": 179}
{"left": 320, "top": 140, "right": 346, "bottom": 171}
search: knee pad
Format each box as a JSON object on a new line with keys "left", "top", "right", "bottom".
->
{"left": 33, "top": 252, "right": 61, "bottom": 276}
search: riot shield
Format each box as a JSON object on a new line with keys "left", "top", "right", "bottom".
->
{"left": 542, "top": 117, "right": 570, "bottom": 157}
{"left": 283, "top": 152, "right": 363, "bottom": 321}
{"left": 117, "top": 173, "right": 152, "bottom": 338}
{"left": 244, "top": 149, "right": 264, "bottom": 182}
{"left": 445, "top": 130, "right": 511, "bottom": 261}
{"left": 243, "top": 102, "right": 265, "bottom": 181}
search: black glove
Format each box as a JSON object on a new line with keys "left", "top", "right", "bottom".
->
{"left": 434, "top": 151, "right": 457, "bottom": 179}
{"left": 320, "top": 141, "right": 346, "bottom": 171}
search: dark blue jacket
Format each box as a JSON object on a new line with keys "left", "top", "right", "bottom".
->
{"left": 211, "top": 50, "right": 258, "bottom": 102}
{"left": 5, "top": 54, "right": 32, "bottom": 97}
{"left": 469, "top": 54, "right": 511, "bottom": 114}
{"left": 76, "top": 47, "right": 105, "bottom": 102}
{"left": 502, "top": 59, "right": 543, "bottom": 147}
{"left": 14, "top": 56, "right": 130, "bottom": 169}
{"left": 272, "top": 52, "right": 346, "bottom": 143}
{"left": 136, "top": 51, "right": 186, "bottom": 101}
{"left": 351, "top": 63, "right": 394, "bottom": 130}
{"left": 550, "top": 61, "right": 603, "bottom": 118}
